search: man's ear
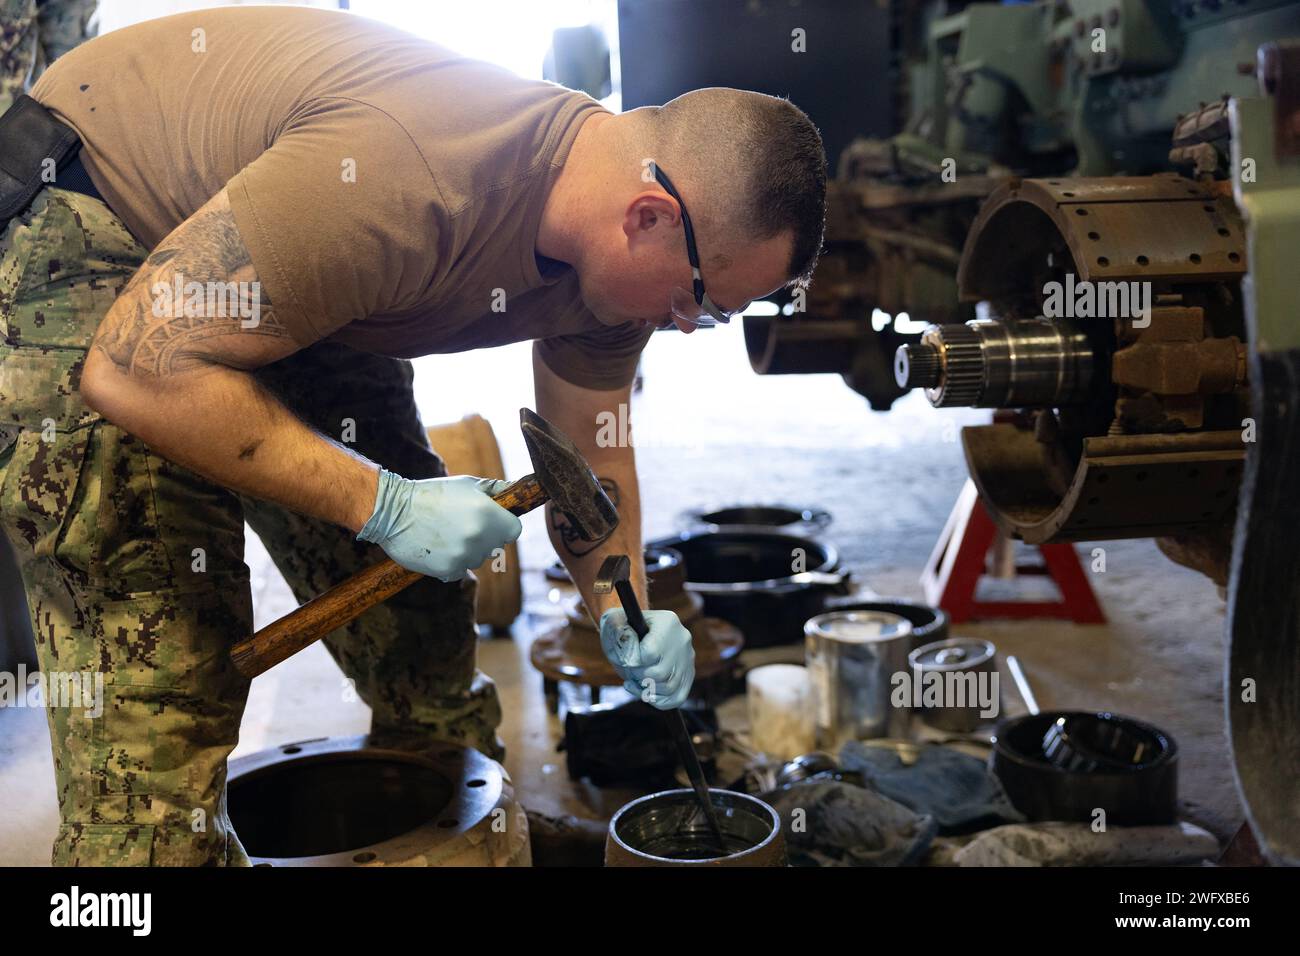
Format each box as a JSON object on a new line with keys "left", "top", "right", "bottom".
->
{"left": 622, "top": 191, "right": 680, "bottom": 241}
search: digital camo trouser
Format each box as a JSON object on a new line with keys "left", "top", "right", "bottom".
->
{"left": 0, "top": 187, "right": 503, "bottom": 865}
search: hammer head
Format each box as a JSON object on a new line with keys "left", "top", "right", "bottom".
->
{"left": 520, "top": 408, "right": 619, "bottom": 541}
{"left": 592, "top": 554, "right": 631, "bottom": 594}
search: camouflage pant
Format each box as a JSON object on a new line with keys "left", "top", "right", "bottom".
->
{"left": 0, "top": 188, "right": 502, "bottom": 866}
{"left": 0, "top": 0, "right": 96, "bottom": 114}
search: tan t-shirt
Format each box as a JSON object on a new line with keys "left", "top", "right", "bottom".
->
{"left": 32, "top": 6, "right": 651, "bottom": 389}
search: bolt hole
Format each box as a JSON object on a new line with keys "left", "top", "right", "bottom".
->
{"left": 1218, "top": 228, "right": 1230, "bottom": 237}
{"left": 1063, "top": 191, "right": 1075, "bottom": 197}
{"left": 1229, "top": 252, "right": 1241, "bottom": 263}
{"left": 1088, "top": 231, "right": 1100, "bottom": 240}
{"left": 353, "top": 852, "right": 377, "bottom": 864}
{"left": 1189, "top": 253, "right": 1202, "bottom": 264}
{"left": 1097, "top": 473, "right": 1110, "bottom": 484}
{"left": 1204, "top": 205, "right": 1216, "bottom": 213}
{"left": 282, "top": 746, "right": 301, "bottom": 755}
{"left": 1135, "top": 471, "right": 1148, "bottom": 482}
{"left": 1088, "top": 496, "right": 1100, "bottom": 506}
{"left": 1097, "top": 256, "right": 1110, "bottom": 267}
{"left": 1075, "top": 208, "right": 1088, "bottom": 216}
{"left": 1136, "top": 255, "right": 1149, "bottom": 266}
{"left": 467, "top": 779, "right": 487, "bottom": 788}
{"left": 1187, "top": 468, "right": 1200, "bottom": 478}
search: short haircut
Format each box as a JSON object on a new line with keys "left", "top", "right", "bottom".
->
{"left": 648, "top": 89, "right": 828, "bottom": 287}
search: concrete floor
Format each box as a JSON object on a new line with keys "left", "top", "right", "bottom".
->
{"left": 0, "top": 321, "right": 1242, "bottom": 864}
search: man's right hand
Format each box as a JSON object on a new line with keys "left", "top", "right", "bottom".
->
{"left": 357, "top": 470, "right": 523, "bottom": 581}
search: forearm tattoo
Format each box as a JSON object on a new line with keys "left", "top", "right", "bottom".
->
{"left": 93, "top": 201, "right": 291, "bottom": 377}
{"left": 551, "top": 477, "right": 619, "bottom": 556}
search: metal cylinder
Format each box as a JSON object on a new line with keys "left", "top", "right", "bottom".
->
{"left": 804, "top": 610, "right": 914, "bottom": 748}
{"left": 895, "top": 317, "right": 1095, "bottom": 408}
{"left": 907, "top": 637, "right": 999, "bottom": 733}
{"left": 226, "top": 736, "right": 530, "bottom": 866}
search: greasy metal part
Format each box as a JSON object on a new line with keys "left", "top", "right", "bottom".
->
{"left": 605, "top": 789, "right": 785, "bottom": 867}
{"left": 743, "top": 314, "right": 911, "bottom": 411}
{"left": 561, "top": 700, "right": 719, "bottom": 788}
{"left": 775, "top": 752, "right": 839, "bottom": 787}
{"left": 1172, "top": 98, "right": 1232, "bottom": 150}
{"left": 1040, "top": 712, "right": 1168, "bottom": 773}
{"left": 1111, "top": 306, "right": 1247, "bottom": 430}
{"left": 530, "top": 546, "right": 743, "bottom": 690}
{"left": 893, "top": 174, "right": 1253, "bottom": 544}
{"left": 1225, "top": 89, "right": 1300, "bottom": 865}
{"left": 648, "top": 528, "right": 849, "bottom": 648}
{"left": 678, "top": 503, "right": 832, "bottom": 537}
{"left": 958, "top": 175, "right": 1247, "bottom": 298}
{"left": 896, "top": 317, "right": 1095, "bottom": 408}
{"left": 1169, "top": 97, "right": 1234, "bottom": 177}
{"left": 752, "top": 2, "right": 1295, "bottom": 417}
{"left": 992, "top": 712, "right": 1178, "bottom": 826}
{"left": 1115, "top": 338, "right": 1245, "bottom": 396}
{"left": 226, "top": 736, "right": 525, "bottom": 867}
{"left": 963, "top": 424, "right": 1244, "bottom": 543}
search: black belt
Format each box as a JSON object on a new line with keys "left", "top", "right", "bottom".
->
{"left": 58, "top": 152, "right": 103, "bottom": 204}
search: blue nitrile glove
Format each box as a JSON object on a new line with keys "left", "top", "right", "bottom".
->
{"left": 598, "top": 607, "right": 695, "bottom": 710}
{"left": 357, "top": 469, "right": 522, "bottom": 582}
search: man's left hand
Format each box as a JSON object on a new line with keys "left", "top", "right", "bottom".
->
{"left": 598, "top": 608, "right": 695, "bottom": 709}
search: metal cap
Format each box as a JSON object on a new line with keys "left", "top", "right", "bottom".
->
{"left": 804, "top": 610, "right": 912, "bottom": 644}
{"left": 908, "top": 637, "right": 996, "bottom": 671}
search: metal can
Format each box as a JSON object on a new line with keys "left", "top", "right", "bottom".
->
{"left": 906, "top": 637, "right": 999, "bottom": 733}
{"left": 804, "top": 610, "right": 914, "bottom": 749}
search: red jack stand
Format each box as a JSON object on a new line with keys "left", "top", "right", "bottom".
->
{"left": 922, "top": 480, "right": 1106, "bottom": 625}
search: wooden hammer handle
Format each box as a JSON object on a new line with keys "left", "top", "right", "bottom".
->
{"left": 230, "top": 475, "right": 547, "bottom": 679}
{"left": 490, "top": 474, "right": 547, "bottom": 516}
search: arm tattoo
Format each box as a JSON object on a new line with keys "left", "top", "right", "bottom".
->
{"left": 94, "top": 202, "right": 292, "bottom": 377}
{"left": 550, "top": 477, "right": 619, "bottom": 556}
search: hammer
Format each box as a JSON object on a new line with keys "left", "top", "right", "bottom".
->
{"left": 594, "top": 554, "right": 727, "bottom": 851}
{"left": 230, "top": 408, "right": 618, "bottom": 679}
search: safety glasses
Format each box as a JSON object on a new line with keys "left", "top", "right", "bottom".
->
{"left": 652, "top": 164, "right": 740, "bottom": 328}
